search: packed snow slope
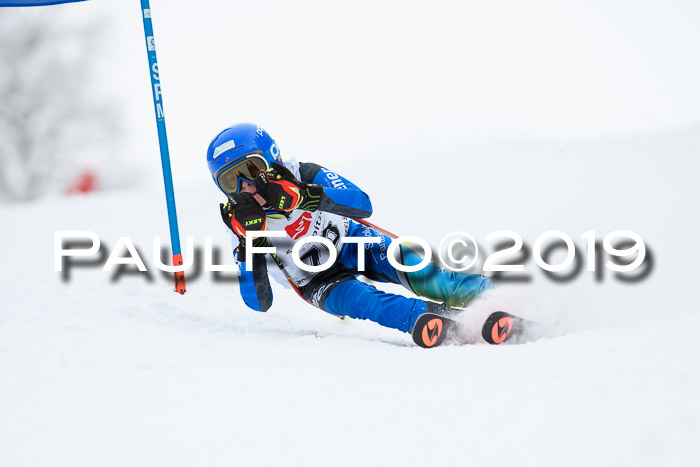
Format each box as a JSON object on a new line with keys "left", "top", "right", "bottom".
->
{"left": 1, "top": 132, "right": 699, "bottom": 466}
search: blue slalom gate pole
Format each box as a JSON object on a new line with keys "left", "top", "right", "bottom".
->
{"left": 0, "top": 1, "right": 87, "bottom": 6}
{"left": 139, "top": 0, "right": 186, "bottom": 294}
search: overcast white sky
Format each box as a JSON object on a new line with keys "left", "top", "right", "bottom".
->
{"left": 11, "top": 0, "right": 700, "bottom": 184}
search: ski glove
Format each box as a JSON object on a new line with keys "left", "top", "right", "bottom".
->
{"left": 255, "top": 162, "right": 323, "bottom": 212}
{"left": 220, "top": 193, "right": 268, "bottom": 262}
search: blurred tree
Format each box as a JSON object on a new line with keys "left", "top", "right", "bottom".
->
{"left": 0, "top": 7, "right": 117, "bottom": 201}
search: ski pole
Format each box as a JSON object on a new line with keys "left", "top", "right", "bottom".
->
{"left": 356, "top": 219, "right": 398, "bottom": 239}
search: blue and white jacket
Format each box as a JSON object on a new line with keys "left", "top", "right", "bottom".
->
{"left": 228, "top": 158, "right": 372, "bottom": 311}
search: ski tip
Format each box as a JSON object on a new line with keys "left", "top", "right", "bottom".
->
{"left": 485, "top": 314, "right": 514, "bottom": 344}
{"left": 482, "top": 311, "right": 526, "bottom": 345}
{"left": 412, "top": 315, "right": 449, "bottom": 348}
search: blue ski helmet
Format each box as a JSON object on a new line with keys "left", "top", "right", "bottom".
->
{"left": 206, "top": 123, "right": 281, "bottom": 194}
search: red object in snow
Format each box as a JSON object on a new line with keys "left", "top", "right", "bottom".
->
{"left": 65, "top": 169, "right": 97, "bottom": 194}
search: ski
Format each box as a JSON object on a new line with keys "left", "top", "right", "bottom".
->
{"left": 411, "top": 313, "right": 461, "bottom": 348}
{"left": 481, "top": 311, "right": 533, "bottom": 345}
{"left": 412, "top": 310, "right": 538, "bottom": 348}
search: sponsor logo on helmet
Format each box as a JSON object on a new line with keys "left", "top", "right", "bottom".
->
{"left": 256, "top": 126, "right": 264, "bottom": 136}
{"left": 213, "top": 140, "right": 236, "bottom": 159}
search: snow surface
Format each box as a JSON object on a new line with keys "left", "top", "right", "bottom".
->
{"left": 1, "top": 1, "right": 699, "bottom": 465}
{"left": 1, "top": 132, "right": 699, "bottom": 467}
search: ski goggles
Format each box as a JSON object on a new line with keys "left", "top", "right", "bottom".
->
{"left": 216, "top": 154, "right": 269, "bottom": 194}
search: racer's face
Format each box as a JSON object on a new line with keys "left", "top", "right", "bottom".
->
{"left": 239, "top": 179, "right": 267, "bottom": 206}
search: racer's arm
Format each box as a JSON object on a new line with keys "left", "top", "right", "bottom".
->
{"left": 298, "top": 162, "right": 372, "bottom": 218}
{"left": 235, "top": 244, "right": 273, "bottom": 312}
{"left": 255, "top": 162, "right": 373, "bottom": 218}
{"left": 221, "top": 194, "right": 273, "bottom": 312}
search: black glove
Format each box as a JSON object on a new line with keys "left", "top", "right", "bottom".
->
{"left": 220, "top": 192, "right": 268, "bottom": 261}
{"left": 255, "top": 161, "right": 323, "bottom": 212}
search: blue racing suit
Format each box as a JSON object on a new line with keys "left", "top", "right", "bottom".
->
{"left": 233, "top": 159, "right": 491, "bottom": 333}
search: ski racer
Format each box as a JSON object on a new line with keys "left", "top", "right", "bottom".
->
{"left": 207, "top": 123, "right": 492, "bottom": 334}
